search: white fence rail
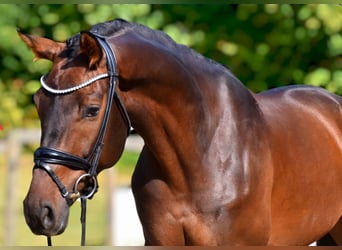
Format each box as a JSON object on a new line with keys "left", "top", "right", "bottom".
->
{"left": 0, "top": 129, "right": 143, "bottom": 245}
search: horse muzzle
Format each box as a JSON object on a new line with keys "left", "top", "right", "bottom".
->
{"left": 23, "top": 178, "right": 70, "bottom": 236}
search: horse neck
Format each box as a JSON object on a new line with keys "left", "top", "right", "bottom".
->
{"left": 120, "top": 59, "right": 207, "bottom": 167}
{"left": 114, "top": 34, "right": 264, "bottom": 190}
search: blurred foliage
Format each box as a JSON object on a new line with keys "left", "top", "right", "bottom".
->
{"left": 1, "top": 4, "right": 342, "bottom": 132}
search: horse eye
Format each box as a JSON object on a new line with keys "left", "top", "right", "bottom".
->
{"left": 84, "top": 106, "right": 100, "bottom": 118}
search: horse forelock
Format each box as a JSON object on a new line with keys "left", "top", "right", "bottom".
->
{"left": 64, "top": 34, "right": 80, "bottom": 59}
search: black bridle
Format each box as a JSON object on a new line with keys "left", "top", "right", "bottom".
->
{"left": 33, "top": 32, "right": 131, "bottom": 246}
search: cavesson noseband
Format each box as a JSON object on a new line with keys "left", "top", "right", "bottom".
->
{"left": 33, "top": 32, "right": 131, "bottom": 246}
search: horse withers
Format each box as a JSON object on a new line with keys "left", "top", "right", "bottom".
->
{"left": 19, "top": 19, "right": 342, "bottom": 245}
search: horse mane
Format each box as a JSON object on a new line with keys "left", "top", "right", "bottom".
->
{"left": 90, "top": 18, "right": 180, "bottom": 52}
{"left": 65, "top": 18, "right": 228, "bottom": 74}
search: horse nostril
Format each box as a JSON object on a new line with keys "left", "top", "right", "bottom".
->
{"left": 40, "top": 205, "right": 54, "bottom": 230}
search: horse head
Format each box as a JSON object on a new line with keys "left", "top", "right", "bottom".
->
{"left": 18, "top": 30, "right": 129, "bottom": 237}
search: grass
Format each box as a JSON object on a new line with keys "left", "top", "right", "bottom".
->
{"left": 0, "top": 149, "right": 139, "bottom": 246}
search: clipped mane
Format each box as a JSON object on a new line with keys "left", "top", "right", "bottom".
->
{"left": 66, "top": 18, "right": 228, "bottom": 74}
{"left": 90, "top": 18, "right": 178, "bottom": 51}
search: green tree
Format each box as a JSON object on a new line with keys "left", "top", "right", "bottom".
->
{"left": 152, "top": 4, "right": 342, "bottom": 92}
{"left": 1, "top": 4, "right": 342, "bottom": 132}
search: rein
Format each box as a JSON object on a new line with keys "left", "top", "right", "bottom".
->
{"left": 34, "top": 32, "right": 131, "bottom": 246}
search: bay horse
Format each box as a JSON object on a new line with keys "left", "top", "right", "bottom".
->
{"left": 19, "top": 18, "right": 342, "bottom": 245}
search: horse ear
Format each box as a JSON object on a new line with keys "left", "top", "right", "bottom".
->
{"left": 80, "top": 31, "right": 103, "bottom": 69}
{"left": 17, "top": 29, "right": 64, "bottom": 62}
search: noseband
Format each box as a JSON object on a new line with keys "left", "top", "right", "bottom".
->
{"left": 33, "top": 32, "right": 131, "bottom": 246}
